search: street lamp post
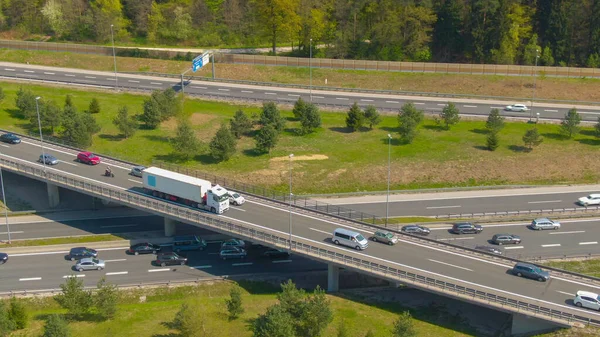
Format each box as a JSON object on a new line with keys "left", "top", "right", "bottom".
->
{"left": 530, "top": 49, "right": 540, "bottom": 121}
{"left": 309, "top": 39, "right": 313, "bottom": 102}
{"left": 110, "top": 24, "right": 118, "bottom": 91}
{"left": 288, "top": 154, "right": 294, "bottom": 249}
{"left": 0, "top": 168, "right": 10, "bottom": 243}
{"left": 35, "top": 97, "right": 46, "bottom": 172}
{"left": 386, "top": 134, "right": 392, "bottom": 226}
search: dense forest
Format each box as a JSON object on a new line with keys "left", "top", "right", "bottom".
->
{"left": 1, "top": 0, "right": 600, "bottom": 67}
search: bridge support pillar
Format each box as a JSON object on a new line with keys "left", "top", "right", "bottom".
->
{"left": 327, "top": 264, "right": 339, "bottom": 292}
{"left": 164, "top": 218, "right": 177, "bottom": 237}
{"left": 46, "top": 183, "right": 60, "bottom": 208}
{"left": 511, "top": 313, "right": 563, "bottom": 336}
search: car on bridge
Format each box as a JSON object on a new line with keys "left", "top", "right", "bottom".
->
{"left": 450, "top": 222, "right": 483, "bottom": 235}
{"left": 76, "top": 151, "right": 101, "bottom": 165}
{"left": 529, "top": 218, "right": 561, "bottom": 230}
{"left": 155, "top": 252, "right": 187, "bottom": 267}
{"left": 260, "top": 248, "right": 290, "bottom": 259}
{"left": 227, "top": 191, "right": 246, "bottom": 205}
{"left": 0, "top": 133, "right": 21, "bottom": 144}
{"left": 129, "top": 242, "right": 161, "bottom": 255}
{"left": 74, "top": 257, "right": 105, "bottom": 272}
{"left": 578, "top": 194, "right": 600, "bottom": 207}
{"left": 38, "top": 154, "right": 59, "bottom": 165}
{"left": 511, "top": 262, "right": 549, "bottom": 282}
{"left": 0, "top": 252, "right": 7, "bottom": 265}
{"left": 504, "top": 104, "right": 529, "bottom": 112}
{"left": 371, "top": 230, "right": 399, "bottom": 245}
{"left": 491, "top": 234, "right": 521, "bottom": 245}
{"left": 574, "top": 291, "right": 600, "bottom": 311}
{"left": 400, "top": 225, "right": 431, "bottom": 236}
{"left": 130, "top": 165, "right": 146, "bottom": 177}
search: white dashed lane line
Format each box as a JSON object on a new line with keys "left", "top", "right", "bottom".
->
{"left": 549, "top": 231, "right": 585, "bottom": 235}
{"left": 437, "top": 103, "right": 446, "bottom": 106}
{"left": 148, "top": 268, "right": 170, "bottom": 273}
{"left": 463, "top": 105, "right": 477, "bottom": 108}
{"left": 309, "top": 228, "right": 331, "bottom": 235}
{"left": 544, "top": 109, "right": 558, "bottom": 112}
{"left": 426, "top": 205, "right": 461, "bottom": 209}
{"left": 288, "top": 94, "right": 300, "bottom": 97}
{"left": 106, "top": 272, "right": 128, "bottom": 276}
{"left": 413, "top": 102, "right": 425, "bottom": 105}
{"left": 19, "top": 277, "right": 42, "bottom": 281}
{"left": 336, "top": 97, "right": 348, "bottom": 100}
{"left": 150, "top": 82, "right": 162, "bottom": 85}
{"left": 580, "top": 242, "right": 598, "bottom": 245}
{"left": 541, "top": 244, "right": 561, "bottom": 248}
{"left": 272, "top": 260, "right": 292, "bottom": 264}
{"left": 580, "top": 111, "right": 600, "bottom": 115}
{"left": 128, "top": 179, "right": 142, "bottom": 184}
{"left": 128, "top": 80, "right": 139, "bottom": 83}
{"left": 232, "top": 262, "right": 253, "bottom": 267}
{"left": 361, "top": 99, "right": 373, "bottom": 102}
{"left": 557, "top": 291, "right": 573, "bottom": 296}
{"left": 265, "top": 92, "right": 277, "bottom": 95}
{"left": 191, "top": 86, "right": 207, "bottom": 89}
{"left": 312, "top": 96, "right": 324, "bottom": 99}
{"left": 1, "top": 144, "right": 9, "bottom": 148}
{"left": 438, "top": 237, "right": 474, "bottom": 241}
{"left": 241, "top": 90, "right": 253, "bottom": 93}
{"left": 58, "top": 160, "right": 78, "bottom": 166}
{"left": 104, "top": 259, "right": 127, "bottom": 262}
{"left": 189, "top": 265, "right": 212, "bottom": 269}
{"left": 4, "top": 68, "right": 15, "bottom": 71}
{"left": 527, "top": 200, "right": 561, "bottom": 204}
{"left": 85, "top": 76, "right": 96, "bottom": 79}
{"left": 24, "top": 70, "right": 35, "bottom": 73}
{"left": 386, "top": 101, "right": 399, "bottom": 104}
{"left": 63, "top": 275, "right": 85, "bottom": 278}
{"left": 504, "top": 246, "right": 524, "bottom": 250}
{"left": 0, "top": 231, "right": 23, "bottom": 235}
{"left": 65, "top": 74, "right": 75, "bottom": 77}
{"left": 218, "top": 88, "right": 230, "bottom": 91}
{"left": 429, "top": 259, "right": 473, "bottom": 271}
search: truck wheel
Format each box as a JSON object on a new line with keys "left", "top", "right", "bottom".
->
{"left": 211, "top": 207, "right": 216, "bottom": 213}
{"left": 334, "top": 240, "right": 340, "bottom": 245}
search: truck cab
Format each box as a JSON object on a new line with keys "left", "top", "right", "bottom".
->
{"left": 206, "top": 185, "right": 230, "bottom": 214}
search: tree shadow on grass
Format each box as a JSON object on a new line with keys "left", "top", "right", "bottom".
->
{"left": 242, "top": 148, "right": 265, "bottom": 157}
{"left": 35, "top": 312, "right": 105, "bottom": 323}
{"left": 328, "top": 126, "right": 353, "bottom": 134}
{"left": 380, "top": 126, "right": 400, "bottom": 133}
{"left": 6, "top": 108, "right": 23, "bottom": 120}
{"left": 143, "top": 135, "right": 170, "bottom": 143}
{"left": 423, "top": 124, "right": 446, "bottom": 132}
{"left": 195, "top": 154, "right": 219, "bottom": 165}
{"left": 473, "top": 145, "right": 490, "bottom": 151}
{"left": 508, "top": 145, "right": 530, "bottom": 153}
{"left": 580, "top": 129, "right": 598, "bottom": 137}
{"left": 541, "top": 132, "right": 567, "bottom": 140}
{"left": 380, "top": 137, "right": 402, "bottom": 146}
{"left": 470, "top": 128, "right": 488, "bottom": 135}
{"left": 98, "top": 134, "right": 124, "bottom": 141}
{"left": 578, "top": 138, "right": 600, "bottom": 146}
{"left": 153, "top": 153, "right": 193, "bottom": 164}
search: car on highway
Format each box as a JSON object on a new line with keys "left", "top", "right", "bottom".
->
{"left": 511, "top": 262, "right": 549, "bottom": 282}
{"left": 529, "top": 218, "right": 561, "bottom": 230}
{"left": 219, "top": 246, "right": 247, "bottom": 260}
{"left": 0, "top": 252, "right": 8, "bottom": 265}
{"left": 221, "top": 239, "right": 246, "bottom": 249}
{"left": 450, "top": 222, "right": 483, "bottom": 235}
{"left": 38, "top": 154, "right": 59, "bottom": 165}
{"left": 76, "top": 151, "right": 101, "bottom": 165}
{"left": 260, "top": 248, "right": 291, "bottom": 259}
{"left": 474, "top": 245, "right": 503, "bottom": 255}
{"left": 371, "top": 230, "right": 398, "bottom": 245}
{"left": 227, "top": 191, "right": 245, "bottom": 205}
{"left": 68, "top": 247, "right": 98, "bottom": 261}
{"left": 504, "top": 104, "right": 529, "bottom": 112}
{"left": 574, "top": 291, "right": 600, "bottom": 310}
{"left": 578, "top": 194, "right": 600, "bottom": 207}
{"left": 129, "top": 242, "right": 161, "bottom": 255}
{"left": 400, "top": 225, "right": 431, "bottom": 236}
{"left": 155, "top": 252, "right": 187, "bottom": 267}
{"left": 130, "top": 165, "right": 146, "bottom": 177}
{"left": 491, "top": 234, "right": 521, "bottom": 245}
{"left": 74, "top": 257, "right": 105, "bottom": 272}
{"left": 0, "top": 133, "right": 21, "bottom": 144}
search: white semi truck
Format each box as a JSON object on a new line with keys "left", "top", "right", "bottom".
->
{"left": 142, "top": 167, "right": 229, "bottom": 214}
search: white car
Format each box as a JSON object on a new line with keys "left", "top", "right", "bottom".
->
{"left": 227, "top": 191, "right": 245, "bottom": 205}
{"left": 574, "top": 291, "right": 600, "bottom": 310}
{"left": 578, "top": 194, "right": 600, "bottom": 207}
{"left": 505, "top": 104, "right": 529, "bottom": 112}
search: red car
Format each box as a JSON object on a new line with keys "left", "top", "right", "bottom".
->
{"left": 77, "top": 151, "right": 101, "bottom": 165}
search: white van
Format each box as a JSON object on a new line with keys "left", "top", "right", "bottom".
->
{"left": 332, "top": 228, "right": 369, "bottom": 250}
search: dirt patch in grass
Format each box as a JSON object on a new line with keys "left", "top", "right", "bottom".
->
{"left": 189, "top": 113, "right": 218, "bottom": 126}
{"left": 270, "top": 154, "right": 329, "bottom": 162}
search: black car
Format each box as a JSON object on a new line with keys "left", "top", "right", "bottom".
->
{"left": 0, "top": 133, "right": 21, "bottom": 144}
{"left": 129, "top": 242, "right": 161, "bottom": 255}
{"left": 261, "top": 248, "right": 291, "bottom": 259}
{"left": 68, "top": 247, "right": 98, "bottom": 261}
{"left": 155, "top": 252, "right": 187, "bottom": 267}
{"left": 451, "top": 222, "right": 483, "bottom": 234}
{"left": 491, "top": 234, "right": 521, "bottom": 245}
{"left": 0, "top": 252, "right": 8, "bottom": 265}
{"left": 474, "top": 245, "right": 503, "bottom": 255}
{"left": 401, "top": 225, "right": 431, "bottom": 236}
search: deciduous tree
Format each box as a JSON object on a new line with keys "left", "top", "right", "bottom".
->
{"left": 259, "top": 102, "right": 286, "bottom": 132}
{"left": 595, "top": 116, "right": 600, "bottom": 138}
{"left": 299, "top": 103, "right": 321, "bottom": 134}
{"left": 8, "top": 297, "right": 28, "bottom": 329}
{"left": 523, "top": 128, "right": 543, "bottom": 151}
{"left": 140, "top": 98, "right": 161, "bottom": 129}
{"left": 439, "top": 102, "right": 460, "bottom": 130}
{"left": 15, "top": 87, "right": 36, "bottom": 120}
{"left": 251, "top": 304, "right": 295, "bottom": 337}
{"left": 225, "top": 285, "right": 244, "bottom": 320}
{"left": 486, "top": 132, "right": 500, "bottom": 151}
{"left": 560, "top": 108, "right": 581, "bottom": 138}
{"left": 88, "top": 98, "right": 100, "bottom": 114}
{"left": 112, "top": 106, "right": 137, "bottom": 138}
{"left": 251, "top": 0, "right": 301, "bottom": 55}
{"left": 364, "top": 105, "right": 381, "bottom": 130}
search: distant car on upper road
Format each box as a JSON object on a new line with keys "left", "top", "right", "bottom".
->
{"left": 400, "top": 225, "right": 431, "bottom": 236}
{"left": 0, "top": 133, "right": 21, "bottom": 144}
{"left": 76, "top": 151, "right": 101, "bottom": 165}
{"left": 227, "top": 191, "right": 245, "bottom": 205}
{"left": 491, "top": 234, "right": 521, "bottom": 245}
{"left": 574, "top": 291, "right": 600, "bottom": 311}
{"left": 38, "top": 154, "right": 59, "bottom": 165}
{"left": 529, "top": 218, "right": 561, "bottom": 230}
{"left": 130, "top": 165, "right": 146, "bottom": 177}
{"left": 74, "top": 257, "right": 105, "bottom": 272}
{"left": 504, "top": 104, "right": 529, "bottom": 112}
{"left": 0, "top": 252, "right": 8, "bottom": 265}
{"left": 129, "top": 242, "right": 161, "bottom": 255}
{"left": 371, "top": 230, "right": 398, "bottom": 245}
{"left": 578, "top": 194, "right": 600, "bottom": 207}
{"left": 450, "top": 222, "right": 483, "bottom": 235}
{"left": 474, "top": 245, "right": 503, "bottom": 255}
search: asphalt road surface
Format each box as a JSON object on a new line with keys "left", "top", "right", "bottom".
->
{"left": 1, "top": 62, "right": 600, "bottom": 122}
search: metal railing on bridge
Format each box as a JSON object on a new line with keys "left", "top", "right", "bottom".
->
{"left": 1, "top": 155, "right": 599, "bottom": 327}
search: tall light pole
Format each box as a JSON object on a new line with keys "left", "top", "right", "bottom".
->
{"left": 385, "top": 134, "right": 392, "bottom": 226}
{"left": 530, "top": 49, "right": 540, "bottom": 121}
{"left": 0, "top": 168, "right": 10, "bottom": 243}
{"left": 309, "top": 39, "right": 313, "bottom": 102}
{"left": 110, "top": 24, "right": 118, "bottom": 91}
{"left": 35, "top": 96, "right": 46, "bottom": 172}
{"left": 288, "top": 153, "right": 294, "bottom": 249}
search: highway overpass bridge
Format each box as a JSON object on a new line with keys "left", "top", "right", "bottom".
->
{"left": 2, "top": 134, "right": 600, "bottom": 336}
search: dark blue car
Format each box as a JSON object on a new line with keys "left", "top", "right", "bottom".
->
{"left": 0, "top": 133, "right": 21, "bottom": 144}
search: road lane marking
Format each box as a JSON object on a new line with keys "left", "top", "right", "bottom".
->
{"left": 288, "top": 94, "right": 300, "bottom": 97}
{"left": 438, "top": 237, "right": 474, "bottom": 241}
{"left": 0, "top": 144, "right": 9, "bottom": 148}
{"left": 190, "top": 265, "right": 212, "bottom": 269}
{"left": 24, "top": 70, "right": 35, "bottom": 73}
{"left": 463, "top": 105, "right": 477, "bottom": 108}
{"left": 95, "top": 247, "right": 130, "bottom": 252}
{"left": 191, "top": 86, "right": 207, "bottom": 89}
{"left": 549, "top": 231, "right": 585, "bottom": 235}
{"left": 310, "top": 227, "right": 331, "bottom": 235}
{"left": 541, "top": 244, "right": 561, "bottom": 248}
{"left": 580, "top": 242, "right": 598, "bottom": 245}
{"left": 4, "top": 68, "right": 15, "bottom": 71}
{"left": 85, "top": 76, "right": 96, "bottom": 79}
{"left": 272, "top": 260, "right": 292, "bottom": 264}
{"left": 413, "top": 102, "right": 425, "bottom": 105}
{"left": 104, "top": 259, "right": 127, "bottom": 262}
{"left": 218, "top": 88, "right": 230, "bottom": 91}
{"left": 426, "top": 205, "right": 461, "bottom": 209}
{"left": 313, "top": 96, "right": 324, "bottom": 99}
{"left": 361, "top": 99, "right": 374, "bottom": 102}
{"left": 491, "top": 106, "right": 504, "bottom": 109}
{"left": 528, "top": 200, "right": 562, "bottom": 204}
{"left": 557, "top": 291, "right": 573, "bottom": 296}
{"left": 208, "top": 252, "right": 219, "bottom": 255}
{"left": 437, "top": 104, "right": 446, "bottom": 106}
{"left": 100, "top": 224, "right": 138, "bottom": 228}
{"left": 57, "top": 160, "right": 78, "bottom": 166}
{"left": 231, "top": 207, "right": 246, "bottom": 212}
{"left": 429, "top": 259, "right": 473, "bottom": 271}
{"left": 65, "top": 74, "right": 75, "bottom": 77}
{"left": 504, "top": 246, "right": 524, "bottom": 250}
{"left": 241, "top": 90, "right": 253, "bottom": 93}
{"left": 106, "top": 78, "right": 116, "bottom": 80}
{"left": 386, "top": 101, "right": 399, "bottom": 104}
{"left": 336, "top": 97, "right": 349, "bottom": 100}
{"left": 128, "top": 80, "right": 139, "bottom": 83}
{"left": 63, "top": 275, "right": 85, "bottom": 278}
{"left": 106, "top": 271, "right": 128, "bottom": 276}
{"left": 128, "top": 179, "right": 142, "bottom": 184}
{"left": 150, "top": 82, "right": 162, "bottom": 85}
{"left": 265, "top": 92, "right": 277, "bottom": 95}
{"left": 148, "top": 268, "right": 170, "bottom": 272}
{"left": 0, "top": 231, "right": 23, "bottom": 235}
{"left": 544, "top": 109, "right": 558, "bottom": 112}
{"left": 580, "top": 111, "right": 600, "bottom": 115}
{"left": 19, "top": 277, "right": 41, "bottom": 281}
{"left": 232, "top": 262, "right": 253, "bottom": 266}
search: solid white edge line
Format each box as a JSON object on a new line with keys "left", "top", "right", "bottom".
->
{"left": 128, "top": 179, "right": 142, "bottom": 184}
{"left": 189, "top": 265, "right": 212, "bottom": 269}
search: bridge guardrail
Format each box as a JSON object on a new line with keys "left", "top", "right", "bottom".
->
{"left": 435, "top": 207, "right": 600, "bottom": 219}
{"left": 1, "top": 156, "right": 599, "bottom": 327}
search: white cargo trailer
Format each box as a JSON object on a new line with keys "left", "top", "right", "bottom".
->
{"left": 142, "top": 167, "right": 229, "bottom": 214}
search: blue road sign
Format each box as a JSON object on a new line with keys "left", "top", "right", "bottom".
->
{"left": 192, "top": 52, "right": 211, "bottom": 72}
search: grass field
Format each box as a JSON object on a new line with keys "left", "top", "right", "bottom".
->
{"left": 2, "top": 49, "right": 600, "bottom": 102}
{"left": 1, "top": 81, "right": 600, "bottom": 194}
{"left": 8, "top": 280, "right": 474, "bottom": 337}
{"left": 544, "top": 259, "right": 600, "bottom": 278}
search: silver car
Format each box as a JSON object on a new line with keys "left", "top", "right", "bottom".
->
{"left": 371, "top": 230, "right": 398, "bottom": 245}
{"left": 530, "top": 218, "right": 560, "bottom": 230}
{"left": 74, "top": 257, "right": 105, "bottom": 271}
{"left": 39, "top": 154, "right": 59, "bottom": 165}
{"left": 130, "top": 165, "right": 146, "bottom": 177}
{"left": 219, "top": 247, "right": 247, "bottom": 260}
{"left": 505, "top": 104, "right": 528, "bottom": 112}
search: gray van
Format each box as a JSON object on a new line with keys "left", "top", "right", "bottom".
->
{"left": 332, "top": 228, "right": 368, "bottom": 250}
{"left": 172, "top": 235, "right": 207, "bottom": 252}
{"left": 511, "top": 262, "right": 549, "bottom": 282}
